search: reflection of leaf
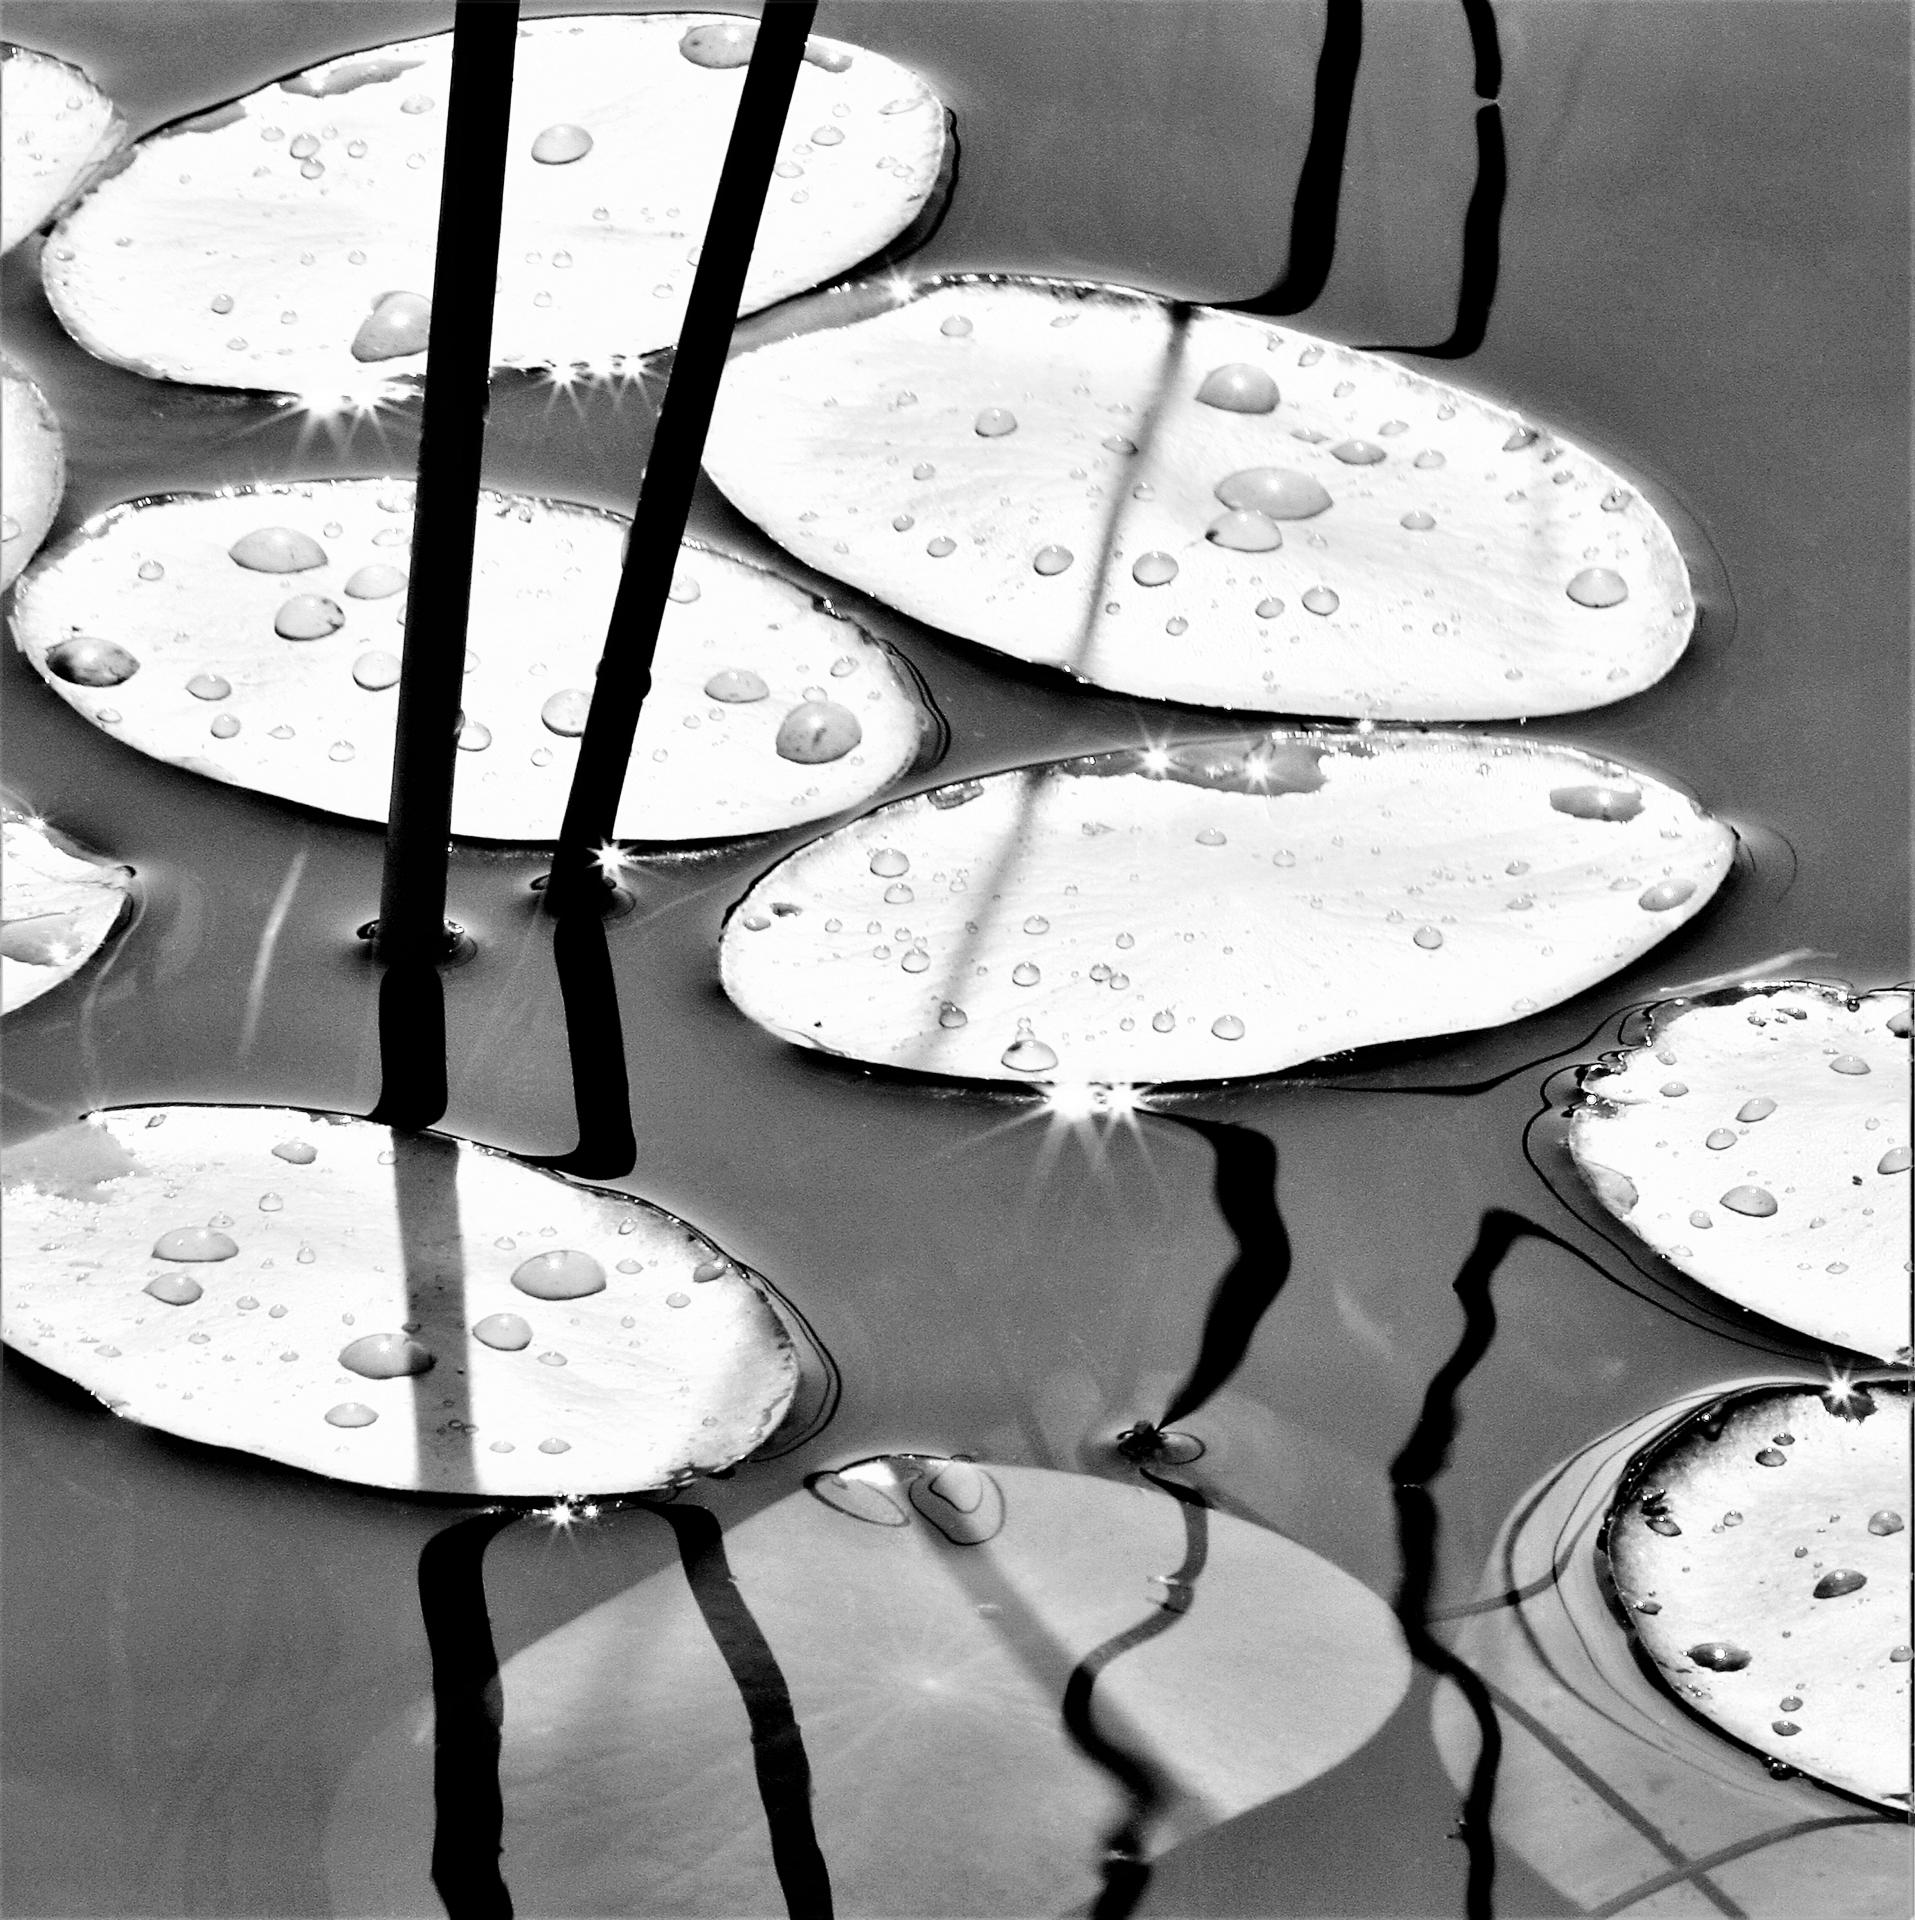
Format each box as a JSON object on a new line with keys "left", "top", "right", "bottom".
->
{"left": 1431, "top": 1383, "right": 1910, "bottom": 1918}
{"left": 41, "top": 14, "right": 945, "bottom": 394}
{"left": 0, "top": 806, "right": 132, "bottom": 1015}
{"left": 708, "top": 275, "right": 1695, "bottom": 719}
{"left": 1569, "top": 983, "right": 1912, "bottom": 1360}
{"left": 0, "top": 44, "right": 126, "bottom": 253}
{"left": 0, "top": 1106, "right": 798, "bottom": 1497}
{"left": 721, "top": 732, "right": 1733, "bottom": 1085}
{"left": 327, "top": 1461, "right": 1410, "bottom": 1917}
{"left": 11, "top": 482, "right": 936, "bottom": 842}
{"left": 1, "top": 353, "right": 64, "bottom": 590}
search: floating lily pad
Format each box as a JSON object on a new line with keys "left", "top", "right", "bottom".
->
{"left": 0, "top": 44, "right": 127, "bottom": 253}
{"left": 1569, "top": 984, "right": 1911, "bottom": 1360}
{"left": 705, "top": 275, "right": 1695, "bottom": 719}
{"left": 0, "top": 804, "right": 133, "bottom": 1014}
{"left": 719, "top": 732, "right": 1734, "bottom": 1086}
{"left": 0, "top": 1105, "right": 799, "bottom": 1496}
{"left": 40, "top": 14, "right": 947, "bottom": 396}
{"left": 8, "top": 480, "right": 937, "bottom": 842}
{"left": 1, "top": 354, "right": 65, "bottom": 591}
{"left": 326, "top": 1456, "right": 1411, "bottom": 1915}
{"left": 1432, "top": 1383, "right": 1911, "bottom": 1917}
{"left": 1605, "top": 1380, "right": 1911, "bottom": 1808}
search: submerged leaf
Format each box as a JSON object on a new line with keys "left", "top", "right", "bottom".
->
{"left": 326, "top": 1458, "right": 1410, "bottom": 1915}
{"left": 1569, "top": 984, "right": 1911, "bottom": 1359}
{"left": 0, "top": 805, "right": 133, "bottom": 1014}
{"left": 720, "top": 732, "right": 1733, "bottom": 1085}
{"left": 0, "top": 44, "right": 127, "bottom": 253}
{"left": 40, "top": 14, "right": 946, "bottom": 396}
{"left": 1, "top": 353, "right": 65, "bottom": 590}
{"left": 8, "top": 481, "right": 937, "bottom": 842}
{"left": 1432, "top": 1384, "right": 1912, "bottom": 1916}
{"left": 707, "top": 276, "right": 1695, "bottom": 719}
{"left": 0, "top": 1106, "right": 798, "bottom": 1496}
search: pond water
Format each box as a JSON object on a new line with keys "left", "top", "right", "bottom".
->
{"left": 1, "top": 4, "right": 1907, "bottom": 1916}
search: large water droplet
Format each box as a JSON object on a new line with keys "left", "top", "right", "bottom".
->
{"left": 1735, "top": 1097, "right": 1777, "bottom": 1123}
{"left": 457, "top": 720, "right": 492, "bottom": 752}
{"left": 704, "top": 667, "right": 770, "bottom": 703}
{"left": 868, "top": 848, "right": 909, "bottom": 877}
{"left": 1812, "top": 1568, "right": 1867, "bottom": 1598}
{"left": 973, "top": 406, "right": 1017, "bottom": 437}
{"left": 1687, "top": 1641, "right": 1753, "bottom": 1672}
{"left": 1706, "top": 1127, "right": 1739, "bottom": 1150}
{"left": 143, "top": 1273, "right": 204, "bottom": 1305}
{"left": 351, "top": 291, "right": 430, "bottom": 363}
{"left": 1214, "top": 467, "right": 1331, "bottom": 520}
{"left": 1301, "top": 586, "right": 1339, "bottom": 616}
{"left": 1566, "top": 567, "right": 1629, "bottom": 608}
{"left": 1001, "top": 1020, "right": 1057, "bottom": 1074}
{"left": 1011, "top": 961, "right": 1041, "bottom": 986}
{"left": 531, "top": 123, "right": 593, "bottom": 164}
{"left": 1549, "top": 784, "right": 1644, "bottom": 822}
{"left": 345, "top": 562, "right": 407, "bottom": 600}
{"left": 775, "top": 700, "right": 861, "bottom": 763}
{"left": 325, "top": 1402, "right": 378, "bottom": 1428}
{"left": 1828, "top": 1055, "right": 1870, "bottom": 1076}
{"left": 679, "top": 19, "right": 755, "bottom": 64}
{"left": 1877, "top": 1146, "right": 1911, "bottom": 1174}
{"left": 1205, "top": 509, "right": 1282, "bottom": 552}
{"left": 472, "top": 1312, "right": 533, "bottom": 1351}
{"left": 152, "top": 1226, "right": 238, "bottom": 1262}
{"left": 511, "top": 1250, "right": 606, "bottom": 1300}
{"left": 1195, "top": 364, "right": 1279, "bottom": 413}
{"left": 274, "top": 595, "right": 345, "bottom": 640}
{"left": 1868, "top": 1510, "right": 1905, "bottom": 1535}
{"left": 47, "top": 638, "right": 140, "bottom": 687}
{"left": 1131, "top": 551, "right": 1178, "bottom": 587}
{"left": 1638, "top": 879, "right": 1695, "bottom": 911}
{"left": 1032, "top": 544, "right": 1074, "bottom": 575}
{"left": 1330, "top": 439, "right": 1385, "bottom": 465}
{"left": 339, "top": 1332, "right": 434, "bottom": 1379}
{"left": 352, "top": 650, "right": 402, "bottom": 691}
{"left": 540, "top": 689, "right": 591, "bottom": 736}
{"left": 1210, "top": 1014, "right": 1245, "bottom": 1040}
{"left": 184, "top": 672, "right": 231, "bottom": 702}
{"left": 1720, "top": 1185, "right": 1779, "bottom": 1217}
{"left": 272, "top": 1139, "right": 317, "bottom": 1165}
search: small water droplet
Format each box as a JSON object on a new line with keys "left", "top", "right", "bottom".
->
{"left": 531, "top": 122, "right": 593, "bottom": 164}
{"left": 351, "top": 649, "right": 402, "bottom": 692}
{"left": 512, "top": 1251, "right": 605, "bottom": 1300}
{"left": 152, "top": 1226, "right": 238, "bottom": 1262}
{"left": 143, "top": 1273, "right": 204, "bottom": 1305}
{"left": 457, "top": 720, "right": 492, "bottom": 752}
{"left": 1032, "top": 543, "right": 1074, "bottom": 575}
{"left": 273, "top": 594, "right": 345, "bottom": 641}
{"left": 1210, "top": 1014, "right": 1245, "bottom": 1041}
{"left": 229, "top": 526, "right": 327, "bottom": 573}
{"left": 1413, "top": 450, "right": 1446, "bottom": 470}
{"left": 1876, "top": 1146, "right": 1911, "bottom": 1174}
{"left": 472, "top": 1313, "right": 532, "bottom": 1351}
{"left": 1720, "top": 1185, "right": 1778, "bottom": 1217}
{"left": 539, "top": 689, "right": 590, "bottom": 736}
{"left": 775, "top": 700, "right": 861, "bottom": 763}
{"left": 939, "top": 314, "right": 973, "bottom": 338}
{"left": 1687, "top": 1642, "right": 1752, "bottom": 1672}
{"left": 325, "top": 1403, "right": 377, "bottom": 1428}
{"left": 1330, "top": 439, "right": 1385, "bottom": 465}
{"left": 1813, "top": 1568, "right": 1867, "bottom": 1598}
{"left": 702, "top": 668, "right": 770, "bottom": 705}
{"left": 351, "top": 290, "right": 430, "bottom": 363}
{"left": 868, "top": 848, "right": 910, "bottom": 878}
{"left": 537, "top": 1436, "right": 571, "bottom": 1454}
{"left": 1301, "top": 586, "right": 1340, "bottom": 616}
{"left": 1205, "top": 509, "right": 1282, "bottom": 552}
{"left": 1567, "top": 567, "right": 1629, "bottom": 609}
{"left": 345, "top": 562, "right": 407, "bottom": 600}
{"left": 1828, "top": 1054, "right": 1870, "bottom": 1076}
{"left": 973, "top": 405, "right": 1017, "bottom": 437}
{"left": 327, "top": 740, "right": 355, "bottom": 763}
{"left": 1195, "top": 363, "right": 1279, "bottom": 413}
{"left": 339, "top": 1333, "right": 433, "bottom": 1379}
{"left": 1001, "top": 1020, "right": 1057, "bottom": 1074}
{"left": 1399, "top": 510, "right": 1436, "bottom": 531}
{"left": 399, "top": 93, "right": 434, "bottom": 114}
{"left": 925, "top": 534, "right": 957, "bottom": 558}
{"left": 1131, "top": 551, "right": 1178, "bottom": 587}
{"left": 1011, "top": 961, "right": 1041, "bottom": 986}
{"left": 1254, "top": 596, "right": 1285, "bottom": 619}
{"left": 1549, "top": 784, "right": 1644, "bottom": 822}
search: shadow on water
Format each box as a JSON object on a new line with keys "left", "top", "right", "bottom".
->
{"left": 389, "top": 1129, "right": 477, "bottom": 1489}
{"left": 524, "top": 901, "right": 638, "bottom": 1180}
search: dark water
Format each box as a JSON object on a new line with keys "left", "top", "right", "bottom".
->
{"left": 1, "top": 4, "right": 1906, "bottom": 1916}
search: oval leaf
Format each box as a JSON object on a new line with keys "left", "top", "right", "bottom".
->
{"left": 1604, "top": 1380, "right": 1911, "bottom": 1809}
{"left": 720, "top": 732, "right": 1734, "bottom": 1085}
{"left": 0, "top": 805, "right": 133, "bottom": 1014}
{"left": 1433, "top": 1383, "right": 1911, "bottom": 1917}
{"left": 706, "top": 275, "right": 1695, "bottom": 719}
{"left": 0, "top": 44, "right": 127, "bottom": 253}
{"left": 0, "top": 1105, "right": 799, "bottom": 1496}
{"left": 1569, "top": 984, "right": 1912, "bottom": 1360}
{"left": 1, "top": 353, "right": 65, "bottom": 590}
{"left": 8, "top": 480, "right": 937, "bottom": 842}
{"left": 326, "top": 1458, "right": 1410, "bottom": 1916}
{"left": 40, "top": 14, "right": 946, "bottom": 396}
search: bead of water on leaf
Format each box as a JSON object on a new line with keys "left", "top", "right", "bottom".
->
{"left": 1566, "top": 567, "right": 1629, "bottom": 608}
{"left": 775, "top": 700, "right": 861, "bottom": 763}
{"left": 185, "top": 672, "right": 231, "bottom": 701}
{"left": 339, "top": 1333, "right": 433, "bottom": 1379}
{"left": 1301, "top": 586, "right": 1340, "bottom": 616}
{"left": 209, "top": 713, "right": 240, "bottom": 739}
{"left": 1000, "top": 1021, "right": 1058, "bottom": 1074}
{"left": 1549, "top": 784, "right": 1644, "bottom": 822}
{"left": 1812, "top": 1568, "right": 1867, "bottom": 1598}
{"left": 274, "top": 594, "right": 344, "bottom": 640}
{"left": 1254, "top": 596, "right": 1285, "bottom": 619}
{"left": 1736, "top": 1097, "right": 1777, "bottom": 1122}
{"left": 352, "top": 650, "right": 402, "bottom": 691}
{"left": 152, "top": 1226, "right": 238, "bottom": 1261}
{"left": 1686, "top": 1642, "right": 1752, "bottom": 1671}
{"left": 704, "top": 668, "right": 769, "bottom": 704}
{"left": 1195, "top": 363, "right": 1278, "bottom": 412}
{"left": 531, "top": 123, "right": 593, "bottom": 164}
{"left": 472, "top": 1313, "right": 532, "bottom": 1351}
{"left": 1206, "top": 509, "right": 1282, "bottom": 552}
{"left": 1400, "top": 510, "right": 1435, "bottom": 531}
{"left": 1131, "top": 551, "right": 1178, "bottom": 587}
{"left": 1211, "top": 1014, "right": 1245, "bottom": 1040}
{"left": 1638, "top": 879, "right": 1695, "bottom": 911}
{"left": 1011, "top": 962, "right": 1040, "bottom": 986}
{"left": 1330, "top": 439, "right": 1385, "bottom": 465}
{"left": 230, "top": 526, "right": 327, "bottom": 572}
{"left": 1032, "top": 544, "right": 1074, "bottom": 574}
{"left": 925, "top": 535, "right": 956, "bottom": 557}
{"left": 1705, "top": 1128, "right": 1737, "bottom": 1149}
{"left": 1878, "top": 1147, "right": 1911, "bottom": 1174}
{"left": 351, "top": 291, "right": 430, "bottom": 362}
{"left": 540, "top": 689, "right": 590, "bottom": 736}
{"left": 973, "top": 406, "right": 1017, "bottom": 437}
{"left": 1828, "top": 1055, "right": 1870, "bottom": 1075}
{"left": 512, "top": 1250, "right": 606, "bottom": 1300}
{"left": 144, "top": 1274, "right": 204, "bottom": 1305}
{"left": 869, "top": 848, "right": 909, "bottom": 877}
{"left": 938, "top": 1002, "right": 967, "bottom": 1028}
{"left": 345, "top": 562, "right": 407, "bottom": 599}
{"left": 457, "top": 721, "right": 492, "bottom": 752}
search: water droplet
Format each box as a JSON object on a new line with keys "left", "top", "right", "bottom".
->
{"left": 339, "top": 1333, "right": 433, "bottom": 1379}
{"left": 325, "top": 1403, "right": 377, "bottom": 1428}
{"left": 925, "top": 535, "right": 957, "bottom": 558}
{"left": 1877, "top": 1146, "right": 1911, "bottom": 1174}
{"left": 143, "top": 1273, "right": 204, "bottom": 1306}
{"left": 345, "top": 563, "right": 407, "bottom": 600}
{"left": 1032, "top": 543, "right": 1075, "bottom": 575}
{"left": 699, "top": 667, "right": 770, "bottom": 706}
{"left": 1001, "top": 1020, "right": 1057, "bottom": 1074}
{"left": 1829, "top": 1054, "right": 1870, "bottom": 1075}
{"left": 868, "top": 848, "right": 909, "bottom": 878}
{"left": 1413, "top": 450, "right": 1446, "bottom": 470}
{"left": 351, "top": 290, "right": 430, "bottom": 363}
{"left": 229, "top": 526, "right": 328, "bottom": 573}
{"left": 1705, "top": 1128, "right": 1741, "bottom": 1150}
{"left": 325, "top": 739, "right": 356, "bottom": 763}
{"left": 273, "top": 594, "right": 345, "bottom": 641}
{"left": 472, "top": 1313, "right": 532, "bottom": 1351}
{"left": 1195, "top": 363, "right": 1279, "bottom": 413}
{"left": 1549, "top": 784, "right": 1644, "bottom": 822}
{"left": 1210, "top": 1014, "right": 1245, "bottom": 1040}
{"left": 1330, "top": 439, "right": 1385, "bottom": 465}
{"left": 399, "top": 93, "right": 434, "bottom": 114}
{"left": 1647, "top": 1515, "right": 1682, "bottom": 1536}
{"left": 1867, "top": 1510, "right": 1904, "bottom": 1535}
{"left": 512, "top": 1251, "right": 605, "bottom": 1300}
{"left": 1731, "top": 1097, "right": 1777, "bottom": 1125}
{"left": 1566, "top": 567, "right": 1629, "bottom": 609}
{"left": 1399, "top": 510, "right": 1436, "bottom": 531}
{"left": 973, "top": 405, "right": 1017, "bottom": 437}
{"left": 1011, "top": 961, "right": 1041, "bottom": 986}
{"left": 811, "top": 125, "right": 845, "bottom": 146}
{"left": 1813, "top": 1568, "right": 1867, "bottom": 1598}
{"left": 454, "top": 719, "right": 492, "bottom": 753}
{"left": 1146, "top": 1010, "right": 1174, "bottom": 1034}
{"left": 1131, "top": 551, "right": 1178, "bottom": 587}
{"left": 1687, "top": 1642, "right": 1752, "bottom": 1672}
{"left": 151, "top": 1226, "right": 238, "bottom": 1262}
{"left": 209, "top": 293, "right": 235, "bottom": 316}
{"left": 1205, "top": 509, "right": 1282, "bottom": 552}
{"left": 1637, "top": 879, "right": 1696, "bottom": 912}
{"left": 1254, "top": 596, "right": 1285, "bottom": 619}
{"left": 174, "top": 671, "right": 231, "bottom": 707}
{"left": 775, "top": 700, "right": 861, "bottom": 763}
{"left": 1719, "top": 1185, "right": 1778, "bottom": 1218}
{"left": 539, "top": 689, "right": 590, "bottom": 736}
{"left": 926, "top": 1001, "right": 967, "bottom": 1034}
{"left": 345, "top": 649, "right": 402, "bottom": 693}
{"left": 1301, "top": 586, "right": 1340, "bottom": 616}
{"left": 1502, "top": 426, "right": 1539, "bottom": 451}
{"left": 531, "top": 122, "right": 593, "bottom": 164}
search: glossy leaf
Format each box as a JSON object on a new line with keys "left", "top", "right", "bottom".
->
{"left": 706, "top": 275, "right": 1695, "bottom": 719}
{"left": 0, "top": 43, "right": 126, "bottom": 253}
{"left": 8, "top": 480, "right": 938, "bottom": 842}
{"left": 720, "top": 731, "right": 1734, "bottom": 1085}
{"left": 0, "top": 1105, "right": 799, "bottom": 1496}
{"left": 1, "top": 353, "right": 64, "bottom": 590}
{"left": 0, "top": 805, "right": 132, "bottom": 1015}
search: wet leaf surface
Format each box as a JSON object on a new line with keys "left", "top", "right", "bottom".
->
{"left": 1, "top": 351, "right": 65, "bottom": 590}
{"left": 0, "top": 1104, "right": 799, "bottom": 1496}
{"left": 39, "top": 14, "right": 946, "bottom": 395}
{"left": 326, "top": 1458, "right": 1411, "bottom": 1916}
{"left": 721, "top": 731, "right": 1734, "bottom": 1085}
{"left": 708, "top": 276, "right": 1695, "bottom": 719}
{"left": 0, "top": 42, "right": 126, "bottom": 254}
{"left": 1570, "top": 984, "right": 1912, "bottom": 1360}
{"left": 9, "top": 479, "right": 938, "bottom": 842}
{"left": 0, "top": 802, "right": 132, "bottom": 1014}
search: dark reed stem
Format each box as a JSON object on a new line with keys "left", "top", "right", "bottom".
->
{"left": 374, "top": 0, "right": 520, "bottom": 970}
{"left": 547, "top": 1, "right": 817, "bottom": 913}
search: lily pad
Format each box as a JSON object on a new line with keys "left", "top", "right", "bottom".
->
{"left": 1, "top": 353, "right": 65, "bottom": 590}
{"left": 8, "top": 480, "right": 938, "bottom": 842}
{"left": 0, "top": 44, "right": 127, "bottom": 253}
{"left": 0, "top": 1105, "right": 799, "bottom": 1497}
{"left": 0, "top": 804, "right": 133, "bottom": 1014}
{"left": 1432, "top": 1383, "right": 1911, "bottom": 1917}
{"left": 1569, "top": 983, "right": 1912, "bottom": 1360}
{"left": 705, "top": 275, "right": 1695, "bottom": 719}
{"left": 326, "top": 1456, "right": 1411, "bottom": 1916}
{"left": 39, "top": 13, "right": 947, "bottom": 397}
{"left": 719, "top": 731, "right": 1734, "bottom": 1086}
{"left": 1604, "top": 1380, "right": 1911, "bottom": 1808}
